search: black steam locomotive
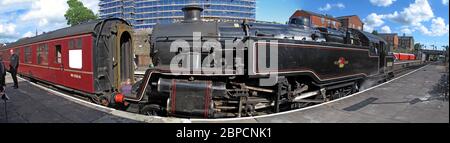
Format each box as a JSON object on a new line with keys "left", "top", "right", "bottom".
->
{"left": 122, "top": 6, "right": 395, "bottom": 118}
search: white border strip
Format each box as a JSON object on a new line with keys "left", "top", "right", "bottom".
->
{"left": 17, "top": 64, "right": 428, "bottom": 123}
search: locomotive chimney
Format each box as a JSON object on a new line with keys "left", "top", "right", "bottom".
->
{"left": 182, "top": 5, "right": 203, "bottom": 22}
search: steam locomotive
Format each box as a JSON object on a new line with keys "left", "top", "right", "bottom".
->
{"left": 121, "top": 6, "right": 396, "bottom": 118}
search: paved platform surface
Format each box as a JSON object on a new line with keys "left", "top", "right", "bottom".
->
{"left": 196, "top": 64, "right": 448, "bottom": 123}
{"left": 0, "top": 75, "right": 141, "bottom": 123}
{"left": 1, "top": 64, "right": 448, "bottom": 123}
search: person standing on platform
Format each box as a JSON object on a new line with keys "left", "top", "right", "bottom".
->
{"left": 0, "top": 59, "right": 6, "bottom": 92}
{"left": 9, "top": 49, "right": 19, "bottom": 89}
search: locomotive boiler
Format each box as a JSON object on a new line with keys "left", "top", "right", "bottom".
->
{"left": 121, "top": 6, "right": 395, "bottom": 118}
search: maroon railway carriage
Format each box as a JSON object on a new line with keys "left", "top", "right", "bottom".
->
{"left": 1, "top": 18, "right": 134, "bottom": 99}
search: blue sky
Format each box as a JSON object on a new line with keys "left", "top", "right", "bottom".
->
{"left": 1, "top": 0, "right": 449, "bottom": 49}
{"left": 257, "top": 0, "right": 449, "bottom": 49}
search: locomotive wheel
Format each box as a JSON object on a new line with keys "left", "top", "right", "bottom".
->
{"left": 141, "top": 104, "right": 161, "bottom": 116}
{"left": 352, "top": 83, "right": 360, "bottom": 94}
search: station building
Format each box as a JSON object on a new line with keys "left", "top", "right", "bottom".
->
{"left": 289, "top": 10, "right": 365, "bottom": 31}
{"left": 399, "top": 34, "right": 415, "bottom": 51}
{"left": 378, "top": 33, "right": 399, "bottom": 52}
{"left": 290, "top": 10, "right": 341, "bottom": 29}
{"left": 337, "top": 15, "right": 364, "bottom": 31}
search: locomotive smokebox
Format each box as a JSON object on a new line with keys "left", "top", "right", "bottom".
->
{"left": 182, "top": 5, "right": 203, "bottom": 22}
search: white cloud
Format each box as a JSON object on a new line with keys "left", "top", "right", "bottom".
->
{"left": 0, "top": 0, "right": 33, "bottom": 5}
{"left": 20, "top": 0, "right": 69, "bottom": 27}
{"left": 22, "top": 31, "right": 34, "bottom": 38}
{"left": 370, "top": 0, "right": 397, "bottom": 7}
{"left": 319, "top": 3, "right": 345, "bottom": 11}
{"left": 400, "top": 27, "right": 414, "bottom": 34}
{"left": 363, "top": 13, "right": 385, "bottom": 32}
{"left": 416, "top": 17, "right": 450, "bottom": 36}
{"left": 364, "top": 0, "right": 434, "bottom": 32}
{"left": 0, "top": 0, "right": 33, "bottom": 13}
{"left": 0, "top": 22, "right": 18, "bottom": 39}
{"left": 0, "top": 0, "right": 100, "bottom": 42}
{"left": 444, "top": 0, "right": 449, "bottom": 5}
{"left": 381, "top": 25, "right": 392, "bottom": 33}
{"left": 363, "top": 0, "right": 449, "bottom": 37}
{"left": 384, "top": 0, "right": 434, "bottom": 25}
{"left": 80, "top": 0, "right": 100, "bottom": 15}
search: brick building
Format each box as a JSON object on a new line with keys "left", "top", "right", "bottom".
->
{"left": 399, "top": 34, "right": 415, "bottom": 51}
{"left": 337, "top": 15, "right": 364, "bottom": 31}
{"left": 378, "top": 33, "right": 399, "bottom": 51}
{"left": 133, "top": 29, "right": 152, "bottom": 68}
{"left": 290, "top": 10, "right": 341, "bottom": 29}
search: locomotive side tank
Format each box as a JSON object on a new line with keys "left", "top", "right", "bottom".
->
{"left": 125, "top": 6, "right": 394, "bottom": 118}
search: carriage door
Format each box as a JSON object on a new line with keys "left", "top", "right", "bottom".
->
{"left": 54, "top": 44, "right": 64, "bottom": 85}
{"left": 113, "top": 25, "right": 134, "bottom": 89}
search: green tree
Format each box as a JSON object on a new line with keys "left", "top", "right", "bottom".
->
{"left": 64, "top": 0, "right": 97, "bottom": 26}
{"left": 414, "top": 43, "right": 423, "bottom": 51}
{"left": 372, "top": 30, "right": 379, "bottom": 35}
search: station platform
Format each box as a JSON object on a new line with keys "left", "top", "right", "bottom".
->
{"left": 1, "top": 64, "right": 448, "bottom": 123}
{"left": 0, "top": 75, "right": 141, "bottom": 123}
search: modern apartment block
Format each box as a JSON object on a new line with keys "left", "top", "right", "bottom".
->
{"left": 99, "top": 0, "right": 256, "bottom": 29}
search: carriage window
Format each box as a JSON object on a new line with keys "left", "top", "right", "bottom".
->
{"left": 70, "top": 38, "right": 82, "bottom": 49}
{"left": 0, "top": 52, "right": 3, "bottom": 61}
{"left": 37, "top": 44, "right": 49, "bottom": 65}
{"left": 55, "top": 45, "right": 62, "bottom": 64}
{"left": 24, "top": 47, "right": 32, "bottom": 64}
{"left": 69, "top": 40, "right": 74, "bottom": 49}
{"left": 77, "top": 38, "right": 82, "bottom": 49}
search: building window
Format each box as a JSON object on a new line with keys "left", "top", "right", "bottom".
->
{"left": 332, "top": 21, "right": 336, "bottom": 28}
{"left": 37, "top": 44, "right": 48, "bottom": 65}
{"left": 24, "top": 47, "right": 32, "bottom": 64}
{"left": 321, "top": 17, "right": 325, "bottom": 24}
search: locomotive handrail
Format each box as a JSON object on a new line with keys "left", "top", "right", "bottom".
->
{"left": 153, "top": 36, "right": 244, "bottom": 41}
{"left": 152, "top": 35, "right": 372, "bottom": 50}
